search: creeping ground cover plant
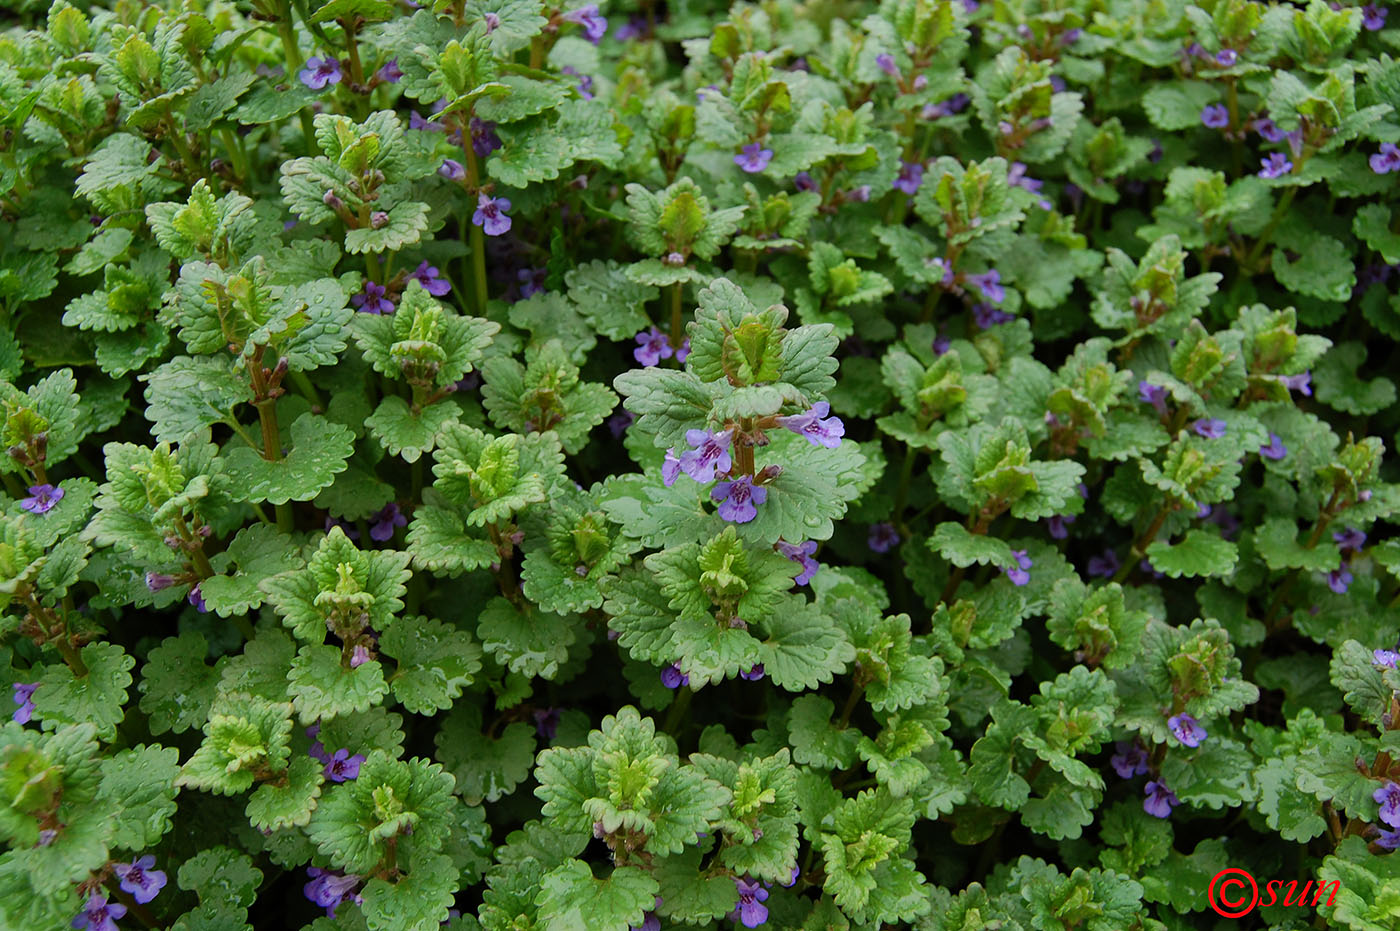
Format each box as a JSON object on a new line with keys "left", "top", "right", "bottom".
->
{"left": 6, "top": 0, "right": 1400, "bottom": 929}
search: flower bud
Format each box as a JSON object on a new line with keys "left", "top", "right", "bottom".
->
{"left": 322, "top": 189, "right": 344, "bottom": 210}
{"left": 370, "top": 211, "right": 389, "bottom": 229}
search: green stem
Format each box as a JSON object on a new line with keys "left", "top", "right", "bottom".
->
{"left": 276, "top": 0, "right": 319, "bottom": 156}
{"left": 217, "top": 127, "right": 248, "bottom": 182}
{"left": 891, "top": 447, "right": 917, "bottom": 534}
{"left": 669, "top": 282, "right": 684, "bottom": 351}
{"left": 1244, "top": 187, "right": 1298, "bottom": 269}
{"left": 1113, "top": 504, "right": 1172, "bottom": 583}
{"left": 662, "top": 684, "right": 692, "bottom": 736}
{"left": 52, "top": 635, "right": 87, "bottom": 677}
{"left": 290, "top": 369, "right": 323, "bottom": 409}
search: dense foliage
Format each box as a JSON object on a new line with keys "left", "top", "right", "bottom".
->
{"left": 2, "top": 0, "right": 1400, "bottom": 927}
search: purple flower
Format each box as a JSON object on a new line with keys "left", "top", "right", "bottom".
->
{"left": 561, "top": 65, "right": 595, "bottom": 99}
{"left": 1167, "top": 713, "right": 1207, "bottom": 748}
{"left": 308, "top": 722, "right": 331, "bottom": 763}
{"left": 634, "top": 327, "right": 675, "bottom": 367}
{"left": 893, "top": 160, "right": 925, "bottom": 195}
{"left": 777, "top": 401, "right": 845, "bottom": 448}
{"left": 483, "top": 11, "right": 501, "bottom": 32}
{"left": 965, "top": 269, "right": 1005, "bottom": 304}
{"left": 777, "top": 540, "right": 820, "bottom": 586}
{"left": 933, "top": 333, "right": 951, "bottom": 355}
{"left": 20, "top": 483, "right": 63, "bottom": 514}
{"left": 868, "top": 522, "right": 901, "bottom": 553}
{"left": 1192, "top": 418, "right": 1227, "bottom": 439}
{"left": 1087, "top": 549, "right": 1119, "bottom": 579}
{"left": 1144, "top": 780, "right": 1179, "bottom": 818}
{"left": 875, "top": 53, "right": 899, "bottom": 77}
{"left": 349, "top": 644, "right": 372, "bottom": 668}
{"left": 1364, "top": 4, "right": 1388, "bottom": 29}
{"left": 1046, "top": 514, "right": 1074, "bottom": 539}
{"left": 114, "top": 855, "right": 168, "bottom": 904}
{"left": 367, "top": 502, "right": 406, "bottom": 542}
{"left": 533, "top": 707, "right": 561, "bottom": 740}
{"left": 678, "top": 429, "right": 733, "bottom": 483}
{"left": 188, "top": 582, "right": 207, "bottom": 613}
{"left": 661, "top": 448, "right": 682, "bottom": 487}
{"left": 1334, "top": 527, "right": 1366, "bottom": 554}
{"left": 675, "top": 338, "right": 691, "bottom": 363}
{"left": 143, "top": 572, "right": 174, "bottom": 592}
{"left": 1004, "top": 549, "right": 1032, "bottom": 586}
{"left": 71, "top": 892, "right": 126, "bottom": 931}
{"left": 661, "top": 663, "right": 689, "bottom": 689}
{"left": 324, "top": 748, "right": 366, "bottom": 782}
{"left": 632, "top": 913, "right": 661, "bottom": 931}
{"left": 1060, "top": 27, "right": 1082, "bottom": 45}
{"left": 409, "top": 261, "right": 451, "bottom": 297}
{"left": 1255, "top": 118, "right": 1285, "bottom": 142}
{"left": 563, "top": 4, "right": 608, "bottom": 43}
{"left": 1111, "top": 741, "right": 1149, "bottom": 778}
{"left": 1376, "top": 781, "right": 1400, "bottom": 827}
{"left": 352, "top": 280, "right": 395, "bottom": 314}
{"left": 376, "top": 59, "right": 403, "bottom": 83}
{"left": 12, "top": 682, "right": 37, "bottom": 724}
{"left": 1258, "top": 153, "right": 1292, "bottom": 179}
{"left": 299, "top": 57, "right": 343, "bottom": 91}
{"left": 1049, "top": 75, "right": 1066, "bottom": 93}
{"left": 1138, "top": 381, "right": 1169, "bottom": 416}
{"left": 1260, "top": 432, "right": 1287, "bottom": 460}
{"left": 1373, "top": 649, "right": 1399, "bottom": 669}
{"left": 410, "top": 112, "right": 443, "bottom": 134}
{"left": 712, "top": 476, "right": 767, "bottom": 523}
{"left": 922, "top": 93, "right": 969, "bottom": 119}
{"left": 607, "top": 410, "right": 634, "bottom": 439}
{"left": 1379, "top": 828, "right": 1400, "bottom": 849}
{"left": 794, "top": 172, "right": 818, "bottom": 192}
{"left": 735, "top": 143, "right": 774, "bottom": 173}
{"left": 439, "top": 159, "right": 466, "bottom": 182}
{"left": 471, "top": 118, "right": 502, "bottom": 157}
{"left": 1007, "top": 161, "right": 1052, "bottom": 208}
{"left": 1215, "top": 48, "right": 1238, "bottom": 66}
{"left": 473, "top": 193, "right": 512, "bottom": 236}
{"left": 973, "top": 303, "right": 1014, "bottom": 329}
{"left": 740, "top": 664, "right": 765, "bottom": 681}
{"left": 304, "top": 868, "right": 362, "bottom": 918}
{"left": 1328, "top": 567, "right": 1353, "bottom": 594}
{"left": 783, "top": 866, "right": 800, "bottom": 887}
{"left": 615, "top": 16, "right": 647, "bottom": 40}
{"left": 1371, "top": 143, "right": 1400, "bottom": 174}
{"left": 1200, "top": 104, "right": 1229, "bottom": 128}
{"left": 731, "top": 877, "right": 770, "bottom": 929}
{"left": 1280, "top": 372, "right": 1311, "bottom": 396}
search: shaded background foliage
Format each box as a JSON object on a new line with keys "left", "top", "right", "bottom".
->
{"left": 2, "top": 0, "right": 1400, "bottom": 928}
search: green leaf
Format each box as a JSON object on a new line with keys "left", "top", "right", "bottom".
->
{"left": 433, "top": 701, "right": 536, "bottom": 803}
{"left": 366, "top": 396, "right": 460, "bottom": 463}
{"left": 1314, "top": 341, "right": 1397, "bottom": 415}
{"left": 1145, "top": 530, "right": 1238, "bottom": 578}
{"left": 345, "top": 201, "right": 431, "bottom": 254}
{"left": 203, "top": 524, "right": 302, "bottom": 618}
{"left": 477, "top": 597, "right": 579, "bottom": 679}
{"left": 177, "top": 846, "right": 264, "bottom": 910}
{"left": 381, "top": 616, "right": 482, "bottom": 715}
{"left": 222, "top": 413, "right": 355, "bottom": 505}
{"left": 140, "top": 356, "right": 251, "bottom": 444}
{"left": 246, "top": 755, "right": 324, "bottom": 831}
{"left": 287, "top": 644, "right": 391, "bottom": 724}
{"left": 1142, "top": 81, "right": 1219, "bottom": 130}
{"left": 536, "top": 861, "right": 659, "bottom": 931}
{"left": 1271, "top": 235, "right": 1355, "bottom": 301}
{"left": 1254, "top": 516, "right": 1342, "bottom": 572}
{"left": 98, "top": 744, "right": 182, "bottom": 849}
{"left": 361, "top": 852, "right": 459, "bottom": 931}
{"left": 32, "top": 641, "right": 135, "bottom": 741}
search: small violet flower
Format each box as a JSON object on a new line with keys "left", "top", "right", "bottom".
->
{"left": 533, "top": 707, "right": 561, "bottom": 740}
{"left": 678, "top": 429, "right": 733, "bottom": 483}
{"left": 1280, "top": 371, "right": 1312, "bottom": 396}
{"left": 1004, "top": 549, "right": 1032, "bottom": 586}
{"left": 777, "top": 401, "right": 845, "bottom": 448}
{"left": 408, "top": 261, "right": 451, "bottom": 297}
{"left": 349, "top": 644, "right": 372, "bottom": 668}
{"left": 1046, "top": 514, "right": 1074, "bottom": 539}
{"left": 1144, "top": 780, "right": 1180, "bottom": 818}
{"left": 352, "top": 280, "right": 395, "bottom": 314}
{"left": 1087, "top": 549, "right": 1120, "bottom": 579}
{"left": 20, "top": 483, "right": 63, "bottom": 514}
{"left": 71, "top": 892, "right": 126, "bottom": 931}
{"left": 1192, "top": 418, "right": 1227, "bottom": 439}
{"left": 1364, "top": 4, "right": 1388, "bottom": 29}
{"left": 375, "top": 59, "right": 403, "bottom": 83}
{"left": 304, "top": 867, "right": 362, "bottom": 918}
{"left": 1168, "top": 713, "right": 1207, "bottom": 748}
{"left": 1334, "top": 527, "right": 1366, "bottom": 555}
{"left": 1215, "top": 48, "right": 1238, "bottom": 66}
{"left": 563, "top": 4, "right": 608, "bottom": 43}
{"left": 734, "top": 143, "right": 774, "bottom": 173}
{"left": 794, "top": 171, "right": 818, "bottom": 192}
{"left": 965, "top": 269, "right": 1005, "bottom": 304}
{"left": 1139, "top": 381, "right": 1169, "bottom": 416}
{"left": 1111, "top": 742, "right": 1149, "bottom": 778}
{"left": 114, "top": 855, "right": 168, "bottom": 904}
{"left": 1373, "top": 648, "right": 1399, "bottom": 669}
{"left": 1255, "top": 117, "right": 1285, "bottom": 142}
{"left": 1370, "top": 143, "right": 1400, "bottom": 174}
{"left": 299, "top": 57, "right": 342, "bottom": 91}
{"left": 324, "top": 748, "right": 366, "bottom": 782}
{"left": 868, "top": 522, "right": 901, "bottom": 553}
{"left": 471, "top": 118, "right": 503, "bottom": 157}
{"left": 188, "top": 582, "right": 207, "bottom": 613}
{"left": 633, "top": 327, "right": 675, "bottom": 367}
{"left": 1258, "top": 153, "right": 1292, "bottom": 178}
{"left": 973, "top": 303, "right": 1014, "bottom": 329}
{"left": 661, "top": 448, "right": 682, "bottom": 487}
{"left": 1328, "top": 567, "right": 1353, "bottom": 594}
{"left": 731, "top": 877, "right": 770, "bottom": 929}
{"left": 12, "top": 682, "right": 37, "bottom": 724}
{"left": 777, "top": 540, "right": 820, "bottom": 586}
{"left": 369, "top": 502, "right": 406, "bottom": 542}
{"left": 893, "top": 160, "right": 925, "bottom": 194}
{"left": 473, "top": 193, "right": 513, "bottom": 236}
{"left": 439, "top": 159, "right": 466, "bottom": 182}
{"left": 712, "top": 476, "right": 767, "bottom": 523}
{"left": 875, "top": 53, "right": 899, "bottom": 78}
{"left": 1376, "top": 781, "right": 1400, "bottom": 828}
{"left": 1200, "top": 104, "right": 1229, "bottom": 128}
{"left": 660, "top": 663, "right": 689, "bottom": 689}
{"left": 740, "top": 664, "right": 765, "bottom": 681}
{"left": 1260, "top": 432, "right": 1288, "bottom": 460}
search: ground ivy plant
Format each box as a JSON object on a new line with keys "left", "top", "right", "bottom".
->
{"left": 2, "top": 0, "right": 1400, "bottom": 928}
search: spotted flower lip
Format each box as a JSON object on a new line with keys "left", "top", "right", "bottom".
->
{"left": 867, "top": 521, "right": 900, "bottom": 553}
{"left": 712, "top": 475, "right": 767, "bottom": 523}
{"left": 1192, "top": 417, "right": 1227, "bottom": 439}
{"left": 965, "top": 269, "right": 1004, "bottom": 303}
{"left": 1167, "top": 712, "right": 1207, "bottom": 748}
{"left": 324, "top": 747, "right": 366, "bottom": 782}
{"left": 777, "top": 401, "right": 844, "bottom": 448}
{"left": 734, "top": 142, "right": 774, "bottom": 173}
{"left": 660, "top": 663, "right": 689, "bottom": 689}
{"left": 1258, "top": 152, "right": 1292, "bottom": 179}
{"left": 562, "top": 3, "right": 608, "bottom": 43}
{"left": 1376, "top": 781, "right": 1400, "bottom": 828}
{"left": 893, "top": 160, "right": 924, "bottom": 194}
{"left": 1364, "top": 3, "right": 1387, "bottom": 30}
{"left": 1144, "top": 780, "right": 1179, "bottom": 818}
{"left": 11, "top": 682, "right": 37, "bottom": 724}
{"left": 408, "top": 261, "right": 451, "bottom": 297}
{"left": 20, "top": 483, "right": 63, "bottom": 514}
{"left": 299, "top": 57, "right": 343, "bottom": 90}
{"left": 352, "top": 280, "right": 395, "bottom": 314}
{"left": 71, "top": 892, "right": 126, "bottom": 931}
{"left": 732, "top": 877, "right": 770, "bottom": 928}
{"left": 1370, "top": 142, "right": 1400, "bottom": 174}
{"left": 1111, "top": 741, "right": 1149, "bottom": 778}
{"left": 678, "top": 429, "right": 733, "bottom": 483}
{"left": 1374, "top": 648, "right": 1399, "bottom": 669}
{"left": 1200, "top": 103, "right": 1229, "bottom": 128}
{"left": 473, "top": 193, "right": 513, "bottom": 236}
{"left": 633, "top": 326, "right": 675, "bottom": 367}
{"left": 777, "top": 539, "right": 819, "bottom": 585}
{"left": 114, "top": 855, "right": 168, "bottom": 904}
